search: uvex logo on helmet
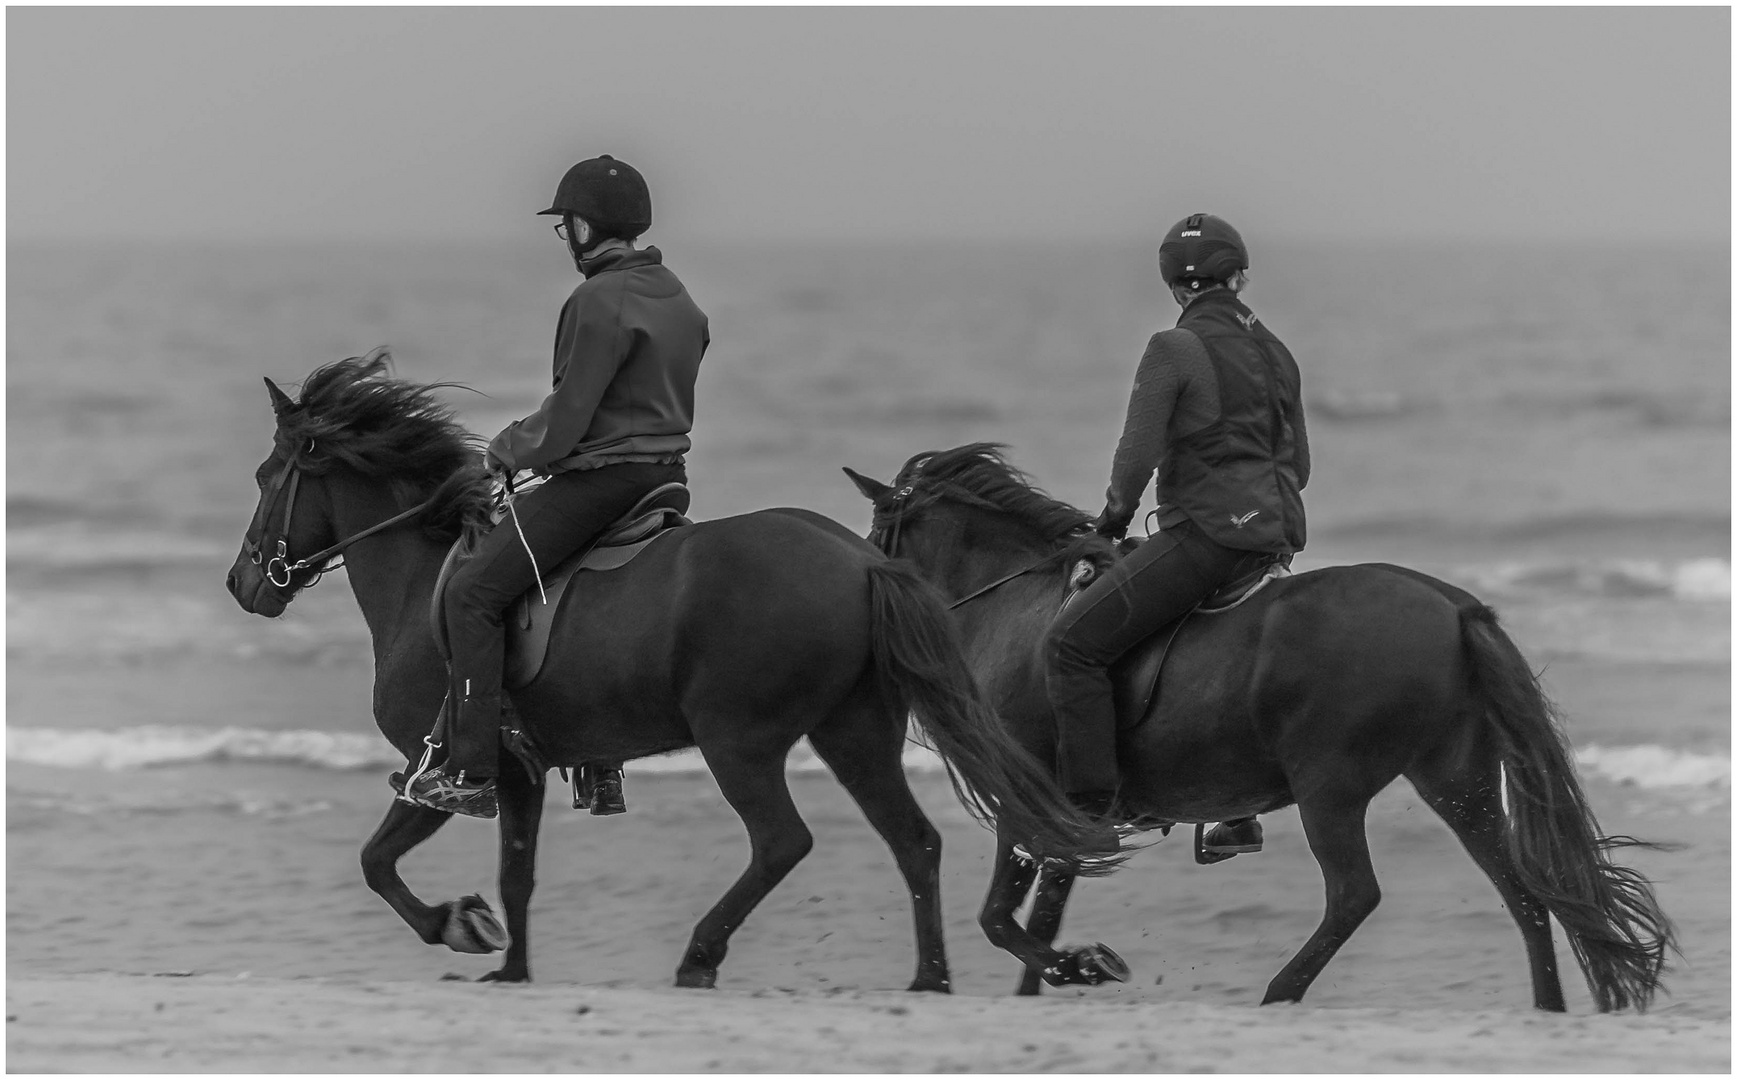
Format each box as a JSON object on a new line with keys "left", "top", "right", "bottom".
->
{"left": 539, "top": 154, "right": 652, "bottom": 237}
{"left": 1159, "top": 213, "right": 1248, "bottom": 285}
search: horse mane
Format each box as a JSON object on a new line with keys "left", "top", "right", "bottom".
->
{"left": 894, "top": 442, "right": 1115, "bottom": 565}
{"left": 277, "top": 354, "right": 491, "bottom": 542}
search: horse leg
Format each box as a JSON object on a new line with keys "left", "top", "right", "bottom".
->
{"left": 674, "top": 739, "right": 814, "bottom": 990}
{"left": 359, "top": 797, "right": 456, "bottom": 946}
{"left": 807, "top": 697, "right": 951, "bottom": 993}
{"left": 478, "top": 762, "right": 545, "bottom": 983}
{"left": 1408, "top": 753, "right": 1566, "bottom": 1011}
{"left": 1262, "top": 794, "right": 1381, "bottom": 1004}
{"left": 981, "top": 836, "right": 1127, "bottom": 991}
{"left": 1014, "top": 866, "right": 1079, "bottom": 996}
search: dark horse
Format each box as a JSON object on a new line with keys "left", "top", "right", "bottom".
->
{"left": 225, "top": 356, "right": 1125, "bottom": 991}
{"left": 845, "top": 443, "right": 1676, "bottom": 1011}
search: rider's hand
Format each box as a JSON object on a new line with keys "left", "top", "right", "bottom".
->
{"left": 1092, "top": 508, "right": 1129, "bottom": 542}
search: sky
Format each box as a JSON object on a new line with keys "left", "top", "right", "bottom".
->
{"left": 6, "top": 6, "right": 1730, "bottom": 245}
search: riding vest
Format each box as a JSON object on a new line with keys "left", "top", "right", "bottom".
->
{"left": 1156, "top": 290, "right": 1308, "bottom": 553}
{"left": 488, "top": 245, "right": 710, "bottom": 475}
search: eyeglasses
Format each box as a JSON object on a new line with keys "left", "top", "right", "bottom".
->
{"left": 553, "top": 221, "right": 572, "bottom": 241}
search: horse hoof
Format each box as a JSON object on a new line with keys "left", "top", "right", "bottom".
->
{"left": 478, "top": 968, "right": 529, "bottom": 984}
{"left": 674, "top": 968, "right": 717, "bottom": 990}
{"left": 907, "top": 976, "right": 952, "bottom": 994}
{"left": 1069, "top": 942, "right": 1130, "bottom": 985}
{"left": 440, "top": 895, "right": 509, "bottom": 955}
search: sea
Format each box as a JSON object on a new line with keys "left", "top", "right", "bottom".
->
{"left": 6, "top": 238, "right": 1730, "bottom": 803}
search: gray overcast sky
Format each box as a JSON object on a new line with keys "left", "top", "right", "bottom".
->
{"left": 7, "top": 6, "right": 1729, "bottom": 244}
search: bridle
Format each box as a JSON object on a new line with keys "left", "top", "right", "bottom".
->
{"left": 871, "top": 479, "right": 1072, "bottom": 611}
{"left": 243, "top": 440, "right": 438, "bottom": 591}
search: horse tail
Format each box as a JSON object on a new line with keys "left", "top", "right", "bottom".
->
{"left": 864, "top": 560, "right": 1125, "bottom": 877}
{"left": 1459, "top": 603, "right": 1677, "bottom": 1011}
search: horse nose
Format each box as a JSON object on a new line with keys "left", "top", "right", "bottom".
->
{"left": 226, "top": 569, "right": 239, "bottom": 596}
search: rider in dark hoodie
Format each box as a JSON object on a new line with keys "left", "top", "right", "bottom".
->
{"left": 1045, "top": 214, "right": 1309, "bottom": 856}
{"left": 404, "top": 155, "right": 710, "bottom": 818}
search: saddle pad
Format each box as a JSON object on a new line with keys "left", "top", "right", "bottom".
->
{"left": 1197, "top": 558, "right": 1291, "bottom": 613}
{"left": 428, "top": 511, "right": 688, "bottom": 687}
{"left": 1071, "top": 554, "right": 1292, "bottom": 732}
{"left": 502, "top": 525, "right": 678, "bottom": 688}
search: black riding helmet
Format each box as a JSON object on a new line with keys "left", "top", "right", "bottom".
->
{"left": 539, "top": 155, "right": 652, "bottom": 238}
{"left": 1158, "top": 213, "right": 1248, "bottom": 286}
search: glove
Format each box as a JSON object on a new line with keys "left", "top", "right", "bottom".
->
{"left": 1092, "top": 510, "right": 1130, "bottom": 542}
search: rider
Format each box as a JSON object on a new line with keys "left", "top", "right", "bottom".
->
{"left": 404, "top": 154, "right": 710, "bottom": 819}
{"left": 1044, "top": 213, "right": 1309, "bottom": 855}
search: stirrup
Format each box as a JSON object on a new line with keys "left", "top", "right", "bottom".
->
{"left": 396, "top": 733, "right": 444, "bottom": 806}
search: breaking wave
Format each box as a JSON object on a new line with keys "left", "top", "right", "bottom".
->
{"left": 1455, "top": 557, "right": 1729, "bottom": 603}
{"left": 8, "top": 727, "right": 1727, "bottom": 793}
{"left": 6, "top": 726, "right": 401, "bottom": 771}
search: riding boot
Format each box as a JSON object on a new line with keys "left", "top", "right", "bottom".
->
{"left": 585, "top": 762, "right": 627, "bottom": 816}
{"left": 1055, "top": 704, "right": 1121, "bottom": 814}
{"left": 1201, "top": 816, "right": 1263, "bottom": 856}
{"left": 448, "top": 688, "right": 503, "bottom": 781}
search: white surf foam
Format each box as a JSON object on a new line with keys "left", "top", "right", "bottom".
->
{"left": 6, "top": 726, "right": 402, "bottom": 771}
{"left": 1459, "top": 558, "right": 1731, "bottom": 603}
{"left": 1574, "top": 744, "right": 1730, "bottom": 790}
{"left": 9, "top": 728, "right": 1724, "bottom": 794}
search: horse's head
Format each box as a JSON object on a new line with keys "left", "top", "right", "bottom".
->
{"left": 226, "top": 350, "right": 490, "bottom": 617}
{"left": 845, "top": 444, "right": 1108, "bottom": 593}
{"left": 225, "top": 376, "right": 346, "bottom": 617}
{"left": 843, "top": 455, "right": 948, "bottom": 570}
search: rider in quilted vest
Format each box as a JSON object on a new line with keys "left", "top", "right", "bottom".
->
{"left": 404, "top": 155, "right": 710, "bottom": 819}
{"left": 1044, "top": 214, "right": 1310, "bottom": 855}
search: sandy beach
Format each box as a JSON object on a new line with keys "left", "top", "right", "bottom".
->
{"left": 8, "top": 747, "right": 1729, "bottom": 1072}
{"left": 8, "top": 970, "right": 1729, "bottom": 1073}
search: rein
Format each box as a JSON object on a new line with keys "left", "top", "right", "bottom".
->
{"left": 943, "top": 554, "right": 1063, "bottom": 610}
{"left": 246, "top": 447, "right": 439, "bottom": 591}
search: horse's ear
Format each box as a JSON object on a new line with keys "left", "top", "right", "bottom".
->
{"left": 842, "top": 466, "right": 892, "bottom": 501}
{"left": 359, "top": 345, "right": 392, "bottom": 373}
{"left": 264, "top": 377, "right": 295, "bottom": 416}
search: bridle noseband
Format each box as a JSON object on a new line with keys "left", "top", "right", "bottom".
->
{"left": 244, "top": 440, "right": 438, "bottom": 593}
{"left": 243, "top": 446, "right": 314, "bottom": 589}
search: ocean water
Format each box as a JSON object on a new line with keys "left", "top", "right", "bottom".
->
{"left": 6, "top": 239, "right": 1730, "bottom": 796}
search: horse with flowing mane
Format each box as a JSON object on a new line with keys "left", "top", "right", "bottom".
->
{"left": 845, "top": 442, "right": 1676, "bottom": 1012}
{"left": 225, "top": 355, "right": 1127, "bottom": 991}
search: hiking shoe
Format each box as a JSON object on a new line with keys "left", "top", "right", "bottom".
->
{"left": 1201, "top": 817, "right": 1263, "bottom": 855}
{"left": 588, "top": 768, "right": 626, "bottom": 816}
{"left": 402, "top": 765, "right": 498, "bottom": 819}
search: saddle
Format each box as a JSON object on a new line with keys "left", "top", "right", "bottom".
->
{"left": 1097, "top": 552, "right": 1292, "bottom": 731}
{"left": 430, "top": 482, "right": 692, "bottom": 689}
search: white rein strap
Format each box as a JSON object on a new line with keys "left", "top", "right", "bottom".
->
{"left": 497, "top": 475, "right": 547, "bottom": 606}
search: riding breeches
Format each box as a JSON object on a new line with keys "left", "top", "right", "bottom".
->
{"left": 442, "top": 461, "right": 686, "bottom": 775}
{"left": 1044, "top": 517, "right": 1261, "bottom": 794}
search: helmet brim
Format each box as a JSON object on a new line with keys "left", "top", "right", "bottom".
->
{"left": 536, "top": 206, "right": 567, "bottom": 216}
